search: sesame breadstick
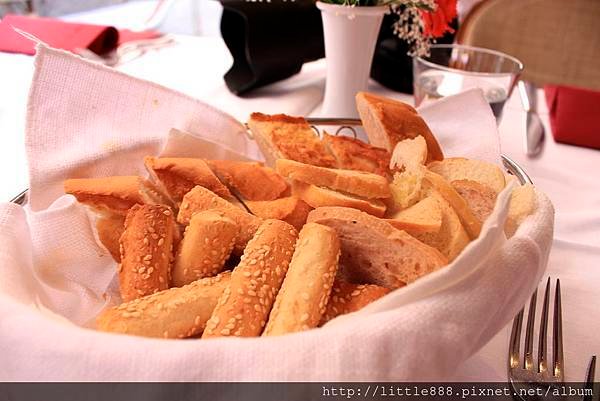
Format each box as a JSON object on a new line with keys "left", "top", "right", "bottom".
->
{"left": 171, "top": 211, "right": 238, "bottom": 287}
{"left": 319, "top": 280, "right": 392, "bottom": 325}
{"left": 202, "top": 219, "right": 298, "bottom": 338}
{"left": 97, "top": 271, "right": 231, "bottom": 339}
{"left": 177, "top": 185, "right": 262, "bottom": 254}
{"left": 119, "top": 204, "right": 176, "bottom": 302}
{"left": 263, "top": 223, "right": 340, "bottom": 336}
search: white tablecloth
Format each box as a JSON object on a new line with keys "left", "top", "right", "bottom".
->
{"left": 0, "top": 34, "right": 598, "bottom": 381}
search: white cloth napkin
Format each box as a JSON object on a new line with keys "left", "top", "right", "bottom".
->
{"left": 0, "top": 44, "right": 554, "bottom": 381}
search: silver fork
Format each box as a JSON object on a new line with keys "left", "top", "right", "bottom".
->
{"left": 508, "top": 277, "right": 563, "bottom": 400}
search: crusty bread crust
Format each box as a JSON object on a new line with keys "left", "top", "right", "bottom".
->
{"left": 320, "top": 280, "right": 392, "bottom": 325}
{"left": 386, "top": 195, "right": 442, "bottom": 233}
{"left": 119, "top": 204, "right": 176, "bottom": 302}
{"left": 247, "top": 113, "right": 337, "bottom": 168}
{"left": 177, "top": 185, "right": 262, "bottom": 254}
{"left": 263, "top": 223, "right": 340, "bottom": 336}
{"left": 307, "top": 207, "right": 447, "bottom": 288}
{"left": 202, "top": 219, "right": 298, "bottom": 338}
{"left": 356, "top": 92, "right": 444, "bottom": 162}
{"left": 96, "top": 215, "right": 126, "bottom": 262}
{"left": 64, "top": 176, "right": 168, "bottom": 215}
{"left": 322, "top": 133, "right": 391, "bottom": 178}
{"left": 276, "top": 158, "right": 391, "bottom": 199}
{"left": 246, "top": 196, "right": 312, "bottom": 230}
{"left": 206, "top": 160, "right": 288, "bottom": 201}
{"left": 452, "top": 180, "right": 497, "bottom": 224}
{"left": 428, "top": 157, "right": 506, "bottom": 194}
{"left": 423, "top": 170, "right": 482, "bottom": 239}
{"left": 292, "top": 181, "right": 387, "bottom": 218}
{"left": 97, "top": 271, "right": 231, "bottom": 338}
{"left": 172, "top": 211, "right": 238, "bottom": 287}
{"left": 144, "top": 157, "right": 231, "bottom": 204}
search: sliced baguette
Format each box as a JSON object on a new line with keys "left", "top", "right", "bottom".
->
{"left": 177, "top": 185, "right": 262, "bottom": 254}
{"left": 307, "top": 206, "right": 448, "bottom": 288}
{"left": 245, "top": 196, "right": 312, "bottom": 230}
{"left": 355, "top": 91, "right": 443, "bottom": 161}
{"left": 64, "top": 176, "right": 170, "bottom": 216}
{"left": 387, "top": 167, "right": 426, "bottom": 214}
{"left": 427, "top": 157, "right": 506, "bottom": 194}
{"left": 411, "top": 191, "right": 470, "bottom": 262}
{"left": 247, "top": 113, "right": 337, "bottom": 168}
{"left": 390, "top": 135, "right": 428, "bottom": 171}
{"left": 452, "top": 179, "right": 497, "bottom": 223}
{"left": 205, "top": 160, "right": 288, "bottom": 201}
{"left": 144, "top": 157, "right": 231, "bottom": 205}
{"left": 423, "top": 170, "right": 482, "bottom": 239}
{"left": 386, "top": 196, "right": 442, "bottom": 234}
{"left": 292, "top": 181, "right": 386, "bottom": 218}
{"left": 505, "top": 184, "right": 537, "bottom": 237}
{"left": 322, "top": 132, "right": 391, "bottom": 177}
{"left": 276, "top": 158, "right": 391, "bottom": 199}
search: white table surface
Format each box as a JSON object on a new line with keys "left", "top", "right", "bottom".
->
{"left": 0, "top": 34, "right": 598, "bottom": 381}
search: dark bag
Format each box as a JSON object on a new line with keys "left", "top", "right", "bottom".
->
{"left": 220, "top": 0, "right": 324, "bottom": 95}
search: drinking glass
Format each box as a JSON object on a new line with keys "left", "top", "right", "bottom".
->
{"left": 413, "top": 44, "right": 523, "bottom": 121}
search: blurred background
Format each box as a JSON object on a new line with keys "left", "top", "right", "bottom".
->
{"left": 0, "top": 0, "right": 223, "bottom": 36}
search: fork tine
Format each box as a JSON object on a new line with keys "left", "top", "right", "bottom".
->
{"left": 523, "top": 288, "right": 538, "bottom": 370}
{"left": 509, "top": 308, "right": 524, "bottom": 369}
{"left": 537, "top": 278, "right": 551, "bottom": 373}
{"left": 583, "top": 356, "right": 596, "bottom": 401}
{"left": 553, "top": 279, "right": 564, "bottom": 379}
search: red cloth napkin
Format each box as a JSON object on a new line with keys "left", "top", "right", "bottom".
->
{"left": 545, "top": 85, "right": 600, "bottom": 150}
{"left": 0, "top": 14, "right": 160, "bottom": 55}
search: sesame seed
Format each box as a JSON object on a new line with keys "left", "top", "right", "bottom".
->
{"left": 220, "top": 328, "right": 231, "bottom": 335}
{"left": 247, "top": 290, "right": 257, "bottom": 297}
{"left": 157, "top": 238, "right": 164, "bottom": 246}
{"left": 301, "top": 293, "right": 309, "bottom": 300}
{"left": 351, "top": 290, "right": 361, "bottom": 297}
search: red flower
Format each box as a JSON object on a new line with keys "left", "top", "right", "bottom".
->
{"left": 421, "top": 0, "right": 457, "bottom": 38}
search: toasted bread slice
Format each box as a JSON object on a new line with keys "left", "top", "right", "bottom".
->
{"left": 276, "top": 158, "right": 391, "bottom": 199}
{"left": 505, "top": 184, "right": 537, "bottom": 237}
{"left": 144, "top": 157, "right": 231, "bottom": 205}
{"left": 292, "top": 181, "right": 386, "bottom": 218}
{"left": 411, "top": 191, "right": 470, "bottom": 262}
{"left": 322, "top": 133, "right": 391, "bottom": 177}
{"left": 452, "top": 180, "right": 497, "bottom": 224}
{"left": 386, "top": 196, "right": 442, "bottom": 234}
{"left": 308, "top": 206, "right": 448, "bottom": 288}
{"left": 423, "top": 170, "right": 482, "bottom": 239}
{"left": 427, "top": 157, "right": 506, "bottom": 194}
{"left": 64, "top": 176, "right": 169, "bottom": 216}
{"left": 245, "top": 196, "right": 312, "bottom": 230}
{"left": 355, "top": 92, "right": 443, "bottom": 161}
{"left": 390, "top": 135, "right": 428, "bottom": 172}
{"left": 387, "top": 167, "right": 426, "bottom": 214}
{"left": 205, "top": 160, "right": 288, "bottom": 201}
{"left": 247, "top": 113, "right": 337, "bottom": 168}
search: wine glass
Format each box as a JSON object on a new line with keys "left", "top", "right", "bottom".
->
{"left": 413, "top": 44, "right": 523, "bottom": 122}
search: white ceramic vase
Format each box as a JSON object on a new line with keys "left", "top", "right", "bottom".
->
{"left": 317, "top": 1, "right": 387, "bottom": 117}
